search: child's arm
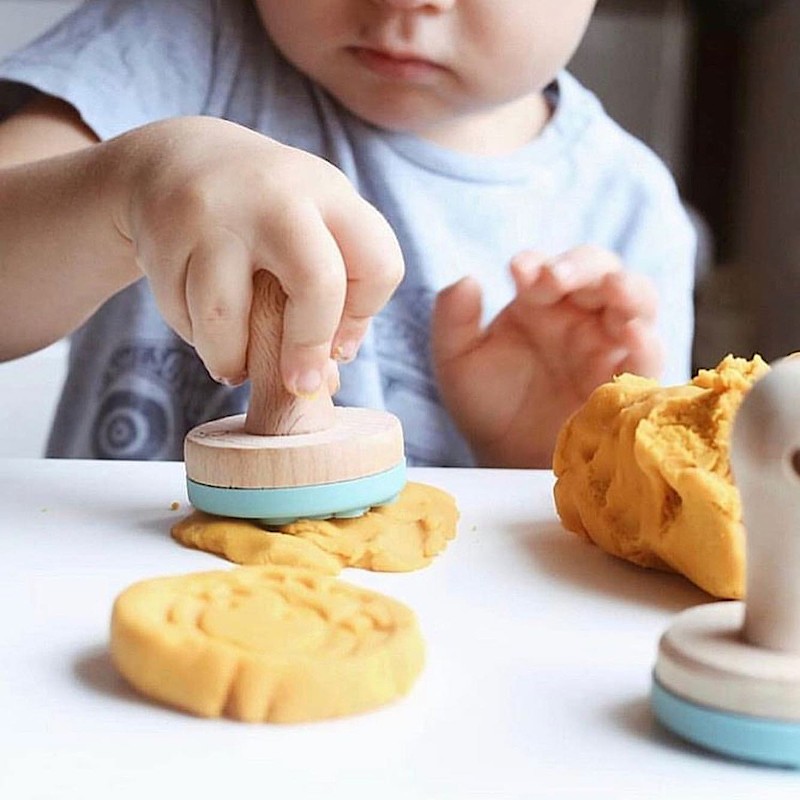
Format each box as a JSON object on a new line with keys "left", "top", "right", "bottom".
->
{"left": 431, "top": 245, "right": 663, "bottom": 468}
{"left": 0, "top": 100, "right": 403, "bottom": 395}
{"left": 0, "top": 96, "right": 131, "bottom": 360}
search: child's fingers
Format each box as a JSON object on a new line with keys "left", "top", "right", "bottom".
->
{"left": 431, "top": 277, "right": 483, "bottom": 368}
{"left": 592, "top": 272, "right": 658, "bottom": 335}
{"left": 556, "top": 244, "right": 624, "bottom": 278}
{"left": 512, "top": 245, "right": 624, "bottom": 306}
{"left": 184, "top": 232, "right": 253, "bottom": 385}
{"left": 510, "top": 250, "right": 549, "bottom": 290}
{"left": 267, "top": 205, "right": 348, "bottom": 396}
{"left": 325, "top": 195, "right": 404, "bottom": 362}
{"left": 511, "top": 250, "right": 548, "bottom": 282}
{"left": 615, "top": 319, "right": 665, "bottom": 379}
{"left": 134, "top": 237, "right": 194, "bottom": 346}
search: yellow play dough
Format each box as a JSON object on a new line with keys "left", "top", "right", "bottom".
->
{"left": 172, "top": 481, "right": 459, "bottom": 573}
{"left": 110, "top": 566, "right": 425, "bottom": 723}
{"left": 553, "top": 355, "right": 770, "bottom": 599}
{"left": 172, "top": 514, "right": 343, "bottom": 574}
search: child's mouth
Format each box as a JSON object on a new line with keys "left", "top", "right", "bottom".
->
{"left": 349, "top": 47, "right": 444, "bottom": 83}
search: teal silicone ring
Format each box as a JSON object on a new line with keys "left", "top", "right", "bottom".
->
{"left": 652, "top": 675, "right": 800, "bottom": 768}
{"left": 186, "top": 460, "right": 406, "bottom": 526}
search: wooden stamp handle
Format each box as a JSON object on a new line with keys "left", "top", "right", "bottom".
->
{"left": 731, "top": 356, "right": 800, "bottom": 653}
{"left": 244, "top": 270, "right": 335, "bottom": 436}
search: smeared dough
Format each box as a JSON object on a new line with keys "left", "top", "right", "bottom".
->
{"left": 111, "top": 566, "right": 425, "bottom": 723}
{"left": 171, "top": 515, "right": 342, "bottom": 574}
{"left": 172, "top": 481, "right": 459, "bottom": 573}
{"left": 553, "top": 355, "right": 769, "bottom": 599}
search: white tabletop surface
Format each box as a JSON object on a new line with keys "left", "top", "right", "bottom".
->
{"left": 1, "top": 458, "right": 797, "bottom": 799}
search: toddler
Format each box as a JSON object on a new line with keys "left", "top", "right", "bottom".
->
{"left": 0, "top": 0, "right": 695, "bottom": 467}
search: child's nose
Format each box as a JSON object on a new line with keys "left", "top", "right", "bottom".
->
{"left": 374, "top": 0, "right": 456, "bottom": 11}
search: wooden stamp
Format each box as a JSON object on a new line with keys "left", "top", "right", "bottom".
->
{"left": 184, "top": 271, "right": 406, "bottom": 525}
{"left": 652, "top": 356, "right": 800, "bottom": 767}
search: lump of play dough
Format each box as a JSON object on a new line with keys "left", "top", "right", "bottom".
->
{"left": 110, "top": 566, "right": 425, "bottom": 723}
{"left": 553, "top": 355, "right": 770, "bottom": 599}
{"left": 172, "top": 481, "right": 459, "bottom": 573}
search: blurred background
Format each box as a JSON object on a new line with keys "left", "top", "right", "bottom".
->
{"left": 571, "top": 0, "right": 798, "bottom": 375}
{"left": 1, "top": 0, "right": 798, "bottom": 455}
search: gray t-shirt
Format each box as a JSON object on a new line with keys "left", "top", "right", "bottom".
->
{"left": 0, "top": 0, "right": 696, "bottom": 466}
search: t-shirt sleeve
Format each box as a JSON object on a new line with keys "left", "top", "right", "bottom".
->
{"left": 0, "top": 0, "right": 216, "bottom": 140}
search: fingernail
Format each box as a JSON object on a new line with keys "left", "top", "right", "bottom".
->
{"left": 213, "top": 372, "right": 247, "bottom": 387}
{"left": 332, "top": 340, "right": 358, "bottom": 363}
{"left": 292, "top": 369, "right": 323, "bottom": 397}
{"left": 513, "top": 260, "right": 537, "bottom": 281}
{"left": 550, "top": 259, "right": 575, "bottom": 282}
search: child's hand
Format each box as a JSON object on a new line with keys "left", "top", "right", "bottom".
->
{"left": 111, "top": 117, "right": 404, "bottom": 393}
{"left": 431, "top": 245, "right": 663, "bottom": 467}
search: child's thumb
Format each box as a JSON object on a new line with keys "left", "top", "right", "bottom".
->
{"left": 431, "top": 277, "right": 483, "bottom": 368}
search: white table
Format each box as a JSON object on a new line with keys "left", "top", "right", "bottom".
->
{"left": 1, "top": 459, "right": 797, "bottom": 799}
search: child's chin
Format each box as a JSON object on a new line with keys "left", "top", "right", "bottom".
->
{"left": 334, "top": 88, "right": 450, "bottom": 137}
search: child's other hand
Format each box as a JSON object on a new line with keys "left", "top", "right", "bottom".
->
{"left": 431, "top": 245, "right": 663, "bottom": 468}
{"left": 112, "top": 117, "right": 403, "bottom": 394}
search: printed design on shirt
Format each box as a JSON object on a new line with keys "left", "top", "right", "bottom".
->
{"left": 91, "top": 340, "right": 247, "bottom": 460}
{"left": 93, "top": 389, "right": 169, "bottom": 461}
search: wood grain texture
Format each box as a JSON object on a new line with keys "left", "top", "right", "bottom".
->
{"left": 185, "top": 407, "right": 404, "bottom": 488}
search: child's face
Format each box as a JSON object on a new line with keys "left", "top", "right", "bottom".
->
{"left": 255, "top": 0, "right": 597, "bottom": 143}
